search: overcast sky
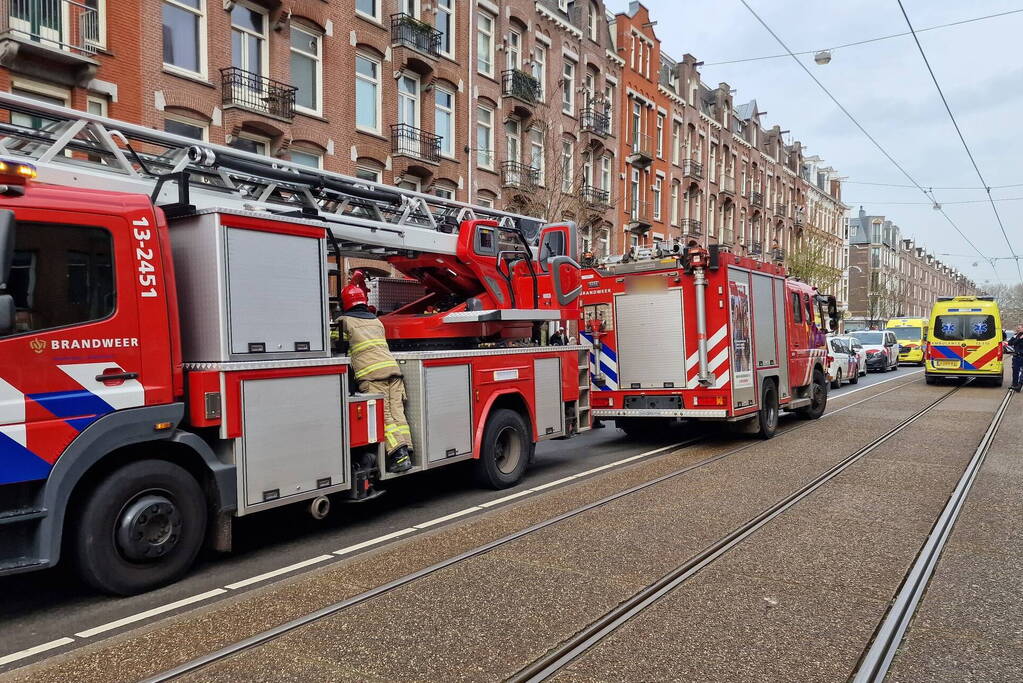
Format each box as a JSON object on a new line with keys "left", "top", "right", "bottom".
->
{"left": 612, "top": 0, "right": 1022, "bottom": 288}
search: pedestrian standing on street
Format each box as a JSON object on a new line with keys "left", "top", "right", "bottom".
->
{"left": 1007, "top": 324, "right": 1023, "bottom": 392}
{"left": 338, "top": 276, "right": 414, "bottom": 473}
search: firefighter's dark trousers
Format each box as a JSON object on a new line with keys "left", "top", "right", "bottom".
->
{"left": 359, "top": 376, "right": 413, "bottom": 455}
{"left": 1013, "top": 356, "right": 1023, "bottom": 387}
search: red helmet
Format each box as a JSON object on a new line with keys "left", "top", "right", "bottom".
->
{"left": 341, "top": 283, "right": 368, "bottom": 311}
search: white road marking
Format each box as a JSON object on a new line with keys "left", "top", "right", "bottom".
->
{"left": 74, "top": 589, "right": 227, "bottom": 638}
{"left": 0, "top": 638, "right": 75, "bottom": 667}
{"left": 224, "top": 555, "right": 333, "bottom": 590}
{"left": 479, "top": 489, "right": 534, "bottom": 508}
{"left": 333, "top": 528, "right": 416, "bottom": 556}
{"left": 529, "top": 475, "right": 580, "bottom": 491}
{"left": 830, "top": 369, "right": 923, "bottom": 400}
{"left": 414, "top": 506, "right": 482, "bottom": 529}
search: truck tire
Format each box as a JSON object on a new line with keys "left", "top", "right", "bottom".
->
{"left": 797, "top": 369, "right": 828, "bottom": 420}
{"left": 475, "top": 408, "right": 531, "bottom": 489}
{"left": 755, "top": 382, "right": 779, "bottom": 439}
{"left": 830, "top": 369, "right": 842, "bottom": 390}
{"left": 73, "top": 459, "right": 207, "bottom": 595}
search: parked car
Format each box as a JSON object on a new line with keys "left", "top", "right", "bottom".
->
{"left": 826, "top": 335, "right": 859, "bottom": 388}
{"left": 855, "top": 330, "right": 901, "bottom": 372}
{"left": 839, "top": 335, "right": 868, "bottom": 376}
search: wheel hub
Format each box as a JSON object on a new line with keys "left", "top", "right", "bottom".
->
{"left": 494, "top": 426, "right": 522, "bottom": 475}
{"left": 116, "top": 494, "right": 182, "bottom": 562}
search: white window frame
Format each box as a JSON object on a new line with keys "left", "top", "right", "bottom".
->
{"left": 397, "top": 71, "right": 421, "bottom": 129}
{"left": 588, "top": 2, "right": 598, "bottom": 42}
{"left": 163, "top": 112, "right": 208, "bottom": 141}
{"left": 477, "top": 194, "right": 495, "bottom": 208}
{"left": 600, "top": 154, "right": 612, "bottom": 194}
{"left": 532, "top": 44, "right": 547, "bottom": 99}
{"left": 652, "top": 177, "right": 662, "bottom": 220}
{"left": 230, "top": 1, "right": 268, "bottom": 79}
{"left": 86, "top": 94, "right": 108, "bottom": 117}
{"left": 355, "top": 0, "right": 380, "bottom": 23}
{"left": 670, "top": 180, "right": 680, "bottom": 225}
{"left": 85, "top": 0, "right": 107, "bottom": 48}
{"left": 433, "top": 184, "right": 455, "bottom": 199}
{"left": 231, "top": 131, "right": 271, "bottom": 156}
{"left": 530, "top": 127, "right": 545, "bottom": 186}
{"left": 507, "top": 29, "right": 521, "bottom": 71}
{"left": 290, "top": 148, "right": 323, "bottom": 168}
{"left": 162, "top": 0, "right": 207, "bottom": 79}
{"left": 436, "top": 0, "right": 454, "bottom": 58}
{"left": 477, "top": 105, "right": 495, "bottom": 170}
{"left": 671, "top": 121, "right": 681, "bottom": 165}
{"left": 656, "top": 113, "right": 665, "bottom": 158}
{"left": 477, "top": 12, "right": 495, "bottom": 77}
{"left": 561, "top": 139, "right": 573, "bottom": 193}
{"left": 355, "top": 165, "right": 383, "bottom": 183}
{"left": 290, "top": 24, "right": 322, "bottom": 116}
{"left": 434, "top": 86, "right": 456, "bottom": 158}
{"left": 604, "top": 82, "right": 615, "bottom": 127}
{"left": 562, "top": 59, "right": 575, "bottom": 115}
{"left": 355, "top": 52, "right": 382, "bottom": 135}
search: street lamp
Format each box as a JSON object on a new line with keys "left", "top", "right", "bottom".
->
{"left": 814, "top": 50, "right": 832, "bottom": 65}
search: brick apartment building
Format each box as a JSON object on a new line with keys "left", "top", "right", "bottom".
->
{"left": 610, "top": 1, "right": 848, "bottom": 284}
{"left": 846, "top": 208, "right": 976, "bottom": 327}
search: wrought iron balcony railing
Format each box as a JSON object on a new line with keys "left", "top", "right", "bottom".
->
{"left": 774, "top": 202, "right": 788, "bottom": 217}
{"left": 681, "top": 218, "right": 702, "bottom": 235}
{"left": 391, "top": 123, "right": 441, "bottom": 163}
{"left": 719, "top": 174, "right": 736, "bottom": 195}
{"left": 750, "top": 191, "right": 764, "bottom": 207}
{"left": 2, "top": 0, "right": 99, "bottom": 56}
{"left": 750, "top": 240, "right": 763, "bottom": 255}
{"left": 390, "top": 12, "right": 441, "bottom": 56}
{"left": 627, "top": 200, "right": 652, "bottom": 230}
{"left": 580, "top": 184, "right": 610, "bottom": 208}
{"left": 501, "top": 69, "right": 541, "bottom": 104}
{"left": 221, "top": 67, "right": 297, "bottom": 119}
{"left": 627, "top": 132, "right": 653, "bottom": 167}
{"left": 580, "top": 107, "right": 610, "bottom": 137}
{"left": 500, "top": 160, "right": 539, "bottom": 188}
{"left": 772, "top": 247, "right": 786, "bottom": 261}
{"left": 683, "top": 159, "right": 703, "bottom": 179}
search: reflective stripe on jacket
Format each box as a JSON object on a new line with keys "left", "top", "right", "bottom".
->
{"left": 340, "top": 313, "right": 401, "bottom": 381}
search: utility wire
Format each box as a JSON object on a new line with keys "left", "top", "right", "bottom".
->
{"left": 736, "top": 0, "right": 999, "bottom": 284}
{"left": 847, "top": 196, "right": 1023, "bottom": 206}
{"left": 706, "top": 8, "right": 1023, "bottom": 65}
{"left": 897, "top": 0, "right": 1022, "bottom": 285}
{"left": 844, "top": 180, "right": 1023, "bottom": 190}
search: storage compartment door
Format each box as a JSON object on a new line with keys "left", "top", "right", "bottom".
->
{"left": 241, "top": 374, "right": 345, "bottom": 506}
{"left": 226, "top": 227, "right": 326, "bottom": 355}
{"left": 614, "top": 289, "right": 685, "bottom": 389}
{"left": 424, "top": 364, "right": 472, "bottom": 462}
{"left": 534, "top": 357, "right": 564, "bottom": 438}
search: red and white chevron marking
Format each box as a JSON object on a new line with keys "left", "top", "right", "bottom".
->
{"left": 685, "top": 325, "right": 730, "bottom": 389}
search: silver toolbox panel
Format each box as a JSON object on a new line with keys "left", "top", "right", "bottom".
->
{"left": 239, "top": 374, "right": 346, "bottom": 508}
{"left": 727, "top": 269, "right": 757, "bottom": 408}
{"left": 614, "top": 289, "right": 686, "bottom": 390}
{"left": 751, "top": 273, "right": 779, "bottom": 367}
{"left": 534, "top": 357, "right": 564, "bottom": 438}
{"left": 423, "top": 364, "right": 472, "bottom": 462}
{"left": 774, "top": 277, "right": 791, "bottom": 398}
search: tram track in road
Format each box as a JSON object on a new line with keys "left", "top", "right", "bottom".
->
{"left": 135, "top": 374, "right": 933, "bottom": 683}
{"left": 851, "top": 387, "right": 1015, "bottom": 683}
{"left": 507, "top": 383, "right": 965, "bottom": 683}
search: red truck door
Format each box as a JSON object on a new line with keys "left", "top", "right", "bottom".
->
{"left": 0, "top": 206, "right": 155, "bottom": 484}
{"left": 785, "top": 288, "right": 811, "bottom": 391}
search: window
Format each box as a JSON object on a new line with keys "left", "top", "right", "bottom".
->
{"left": 162, "top": 0, "right": 205, "bottom": 76}
{"left": 355, "top": 53, "right": 380, "bottom": 133}
{"left": 532, "top": 44, "right": 547, "bottom": 98}
{"left": 631, "top": 100, "right": 642, "bottom": 151}
{"left": 83, "top": 0, "right": 107, "bottom": 47}
{"left": 477, "top": 12, "right": 494, "bottom": 76}
{"left": 934, "top": 315, "right": 996, "bottom": 342}
{"left": 11, "top": 83, "right": 67, "bottom": 130}
{"left": 562, "top": 60, "right": 575, "bottom": 114}
{"left": 397, "top": 72, "right": 420, "bottom": 128}
{"left": 507, "top": 29, "right": 521, "bottom": 70}
{"left": 355, "top": 165, "right": 382, "bottom": 183}
{"left": 671, "top": 121, "right": 681, "bottom": 165}
{"left": 670, "top": 180, "right": 680, "bottom": 225}
{"left": 561, "top": 140, "right": 573, "bottom": 193}
{"left": 791, "top": 292, "right": 803, "bottom": 324}
{"left": 656, "top": 113, "right": 665, "bottom": 158}
{"left": 290, "top": 25, "right": 321, "bottom": 114}
{"left": 435, "top": 87, "right": 455, "bottom": 158}
{"left": 476, "top": 193, "right": 495, "bottom": 208}
{"left": 588, "top": 2, "right": 598, "bottom": 42}
{"left": 530, "top": 127, "right": 545, "bottom": 184}
{"left": 506, "top": 118, "right": 521, "bottom": 164}
{"left": 604, "top": 81, "right": 615, "bottom": 127}
{"left": 290, "top": 149, "right": 321, "bottom": 168}
{"left": 87, "top": 95, "right": 108, "bottom": 117}
{"left": 433, "top": 184, "right": 455, "bottom": 200}
{"left": 164, "top": 113, "right": 207, "bottom": 140}
{"left": 600, "top": 155, "right": 612, "bottom": 193}
{"left": 229, "top": 132, "right": 269, "bottom": 155}
{"left": 230, "top": 3, "right": 266, "bottom": 78}
{"left": 477, "top": 105, "right": 494, "bottom": 169}
{"left": 355, "top": 0, "right": 378, "bottom": 21}
{"left": 3, "top": 223, "right": 114, "bottom": 337}
{"left": 630, "top": 167, "right": 640, "bottom": 216}
{"left": 652, "top": 177, "right": 662, "bottom": 220}
{"left": 436, "top": 0, "right": 454, "bottom": 57}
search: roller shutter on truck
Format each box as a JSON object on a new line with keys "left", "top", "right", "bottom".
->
{"left": 613, "top": 289, "right": 686, "bottom": 390}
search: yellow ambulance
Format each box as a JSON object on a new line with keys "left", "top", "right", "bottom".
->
{"left": 886, "top": 317, "right": 928, "bottom": 365}
{"left": 924, "top": 296, "right": 1004, "bottom": 386}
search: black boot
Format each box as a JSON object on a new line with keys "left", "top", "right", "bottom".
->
{"left": 386, "top": 446, "right": 413, "bottom": 473}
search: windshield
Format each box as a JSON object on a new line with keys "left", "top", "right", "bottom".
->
{"left": 891, "top": 326, "right": 923, "bottom": 342}
{"left": 934, "top": 314, "right": 997, "bottom": 342}
{"left": 855, "top": 331, "right": 884, "bottom": 344}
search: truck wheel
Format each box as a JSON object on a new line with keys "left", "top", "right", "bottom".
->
{"left": 797, "top": 369, "right": 828, "bottom": 420}
{"left": 73, "top": 459, "right": 207, "bottom": 595}
{"left": 475, "top": 409, "right": 531, "bottom": 490}
{"left": 755, "top": 382, "right": 779, "bottom": 439}
{"left": 831, "top": 370, "right": 842, "bottom": 390}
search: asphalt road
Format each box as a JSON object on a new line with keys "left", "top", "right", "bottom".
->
{"left": 0, "top": 365, "right": 921, "bottom": 669}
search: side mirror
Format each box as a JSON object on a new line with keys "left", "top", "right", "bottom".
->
{"left": 0, "top": 209, "right": 14, "bottom": 287}
{"left": 0, "top": 294, "right": 13, "bottom": 336}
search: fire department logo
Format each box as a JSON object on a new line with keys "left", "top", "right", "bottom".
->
{"left": 29, "top": 338, "right": 46, "bottom": 354}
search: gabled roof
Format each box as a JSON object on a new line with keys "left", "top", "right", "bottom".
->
{"left": 734, "top": 99, "right": 758, "bottom": 121}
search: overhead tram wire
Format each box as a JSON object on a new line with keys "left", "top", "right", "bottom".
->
{"left": 705, "top": 8, "right": 1023, "bottom": 66}
{"left": 844, "top": 180, "right": 1023, "bottom": 190}
{"left": 736, "top": 0, "right": 1001, "bottom": 284}
{"left": 845, "top": 196, "right": 1023, "bottom": 206}
{"left": 897, "top": 0, "right": 1023, "bottom": 286}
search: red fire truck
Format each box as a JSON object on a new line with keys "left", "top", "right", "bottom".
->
{"left": 579, "top": 243, "right": 837, "bottom": 439}
{"left": 0, "top": 94, "right": 589, "bottom": 594}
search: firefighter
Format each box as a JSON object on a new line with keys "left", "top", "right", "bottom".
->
{"left": 1007, "top": 324, "right": 1023, "bottom": 392}
{"left": 338, "top": 281, "right": 414, "bottom": 473}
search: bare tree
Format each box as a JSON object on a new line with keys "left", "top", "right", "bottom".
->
{"left": 785, "top": 231, "right": 843, "bottom": 295}
{"left": 865, "top": 275, "right": 903, "bottom": 328}
{"left": 982, "top": 282, "right": 1023, "bottom": 327}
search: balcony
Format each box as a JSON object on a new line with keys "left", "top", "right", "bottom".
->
{"left": 627, "top": 132, "right": 654, "bottom": 168}
{"left": 794, "top": 214, "right": 805, "bottom": 227}
{"left": 681, "top": 218, "right": 702, "bottom": 236}
{"left": 390, "top": 12, "right": 441, "bottom": 57}
{"left": 771, "top": 248, "right": 786, "bottom": 262}
{"left": 502, "top": 69, "right": 541, "bottom": 107}
{"left": 580, "top": 107, "right": 610, "bottom": 139}
{"left": 579, "top": 184, "right": 610, "bottom": 209}
{"left": 773, "top": 203, "right": 788, "bottom": 217}
{"left": 391, "top": 123, "right": 441, "bottom": 163}
{"left": 683, "top": 159, "right": 703, "bottom": 180}
{"left": 750, "top": 241, "right": 763, "bottom": 256}
{"left": 719, "top": 175, "right": 736, "bottom": 197}
{"left": 221, "top": 67, "right": 297, "bottom": 120}
{"left": 750, "top": 191, "right": 764, "bottom": 208}
{"left": 627, "top": 201, "right": 652, "bottom": 232}
{"left": 0, "top": 0, "right": 99, "bottom": 86}
{"left": 500, "top": 161, "right": 539, "bottom": 189}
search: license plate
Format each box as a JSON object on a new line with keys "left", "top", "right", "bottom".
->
{"left": 934, "top": 360, "right": 960, "bottom": 369}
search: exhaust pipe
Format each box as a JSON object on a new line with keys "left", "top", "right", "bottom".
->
{"left": 694, "top": 265, "right": 713, "bottom": 386}
{"left": 309, "top": 495, "right": 331, "bottom": 520}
